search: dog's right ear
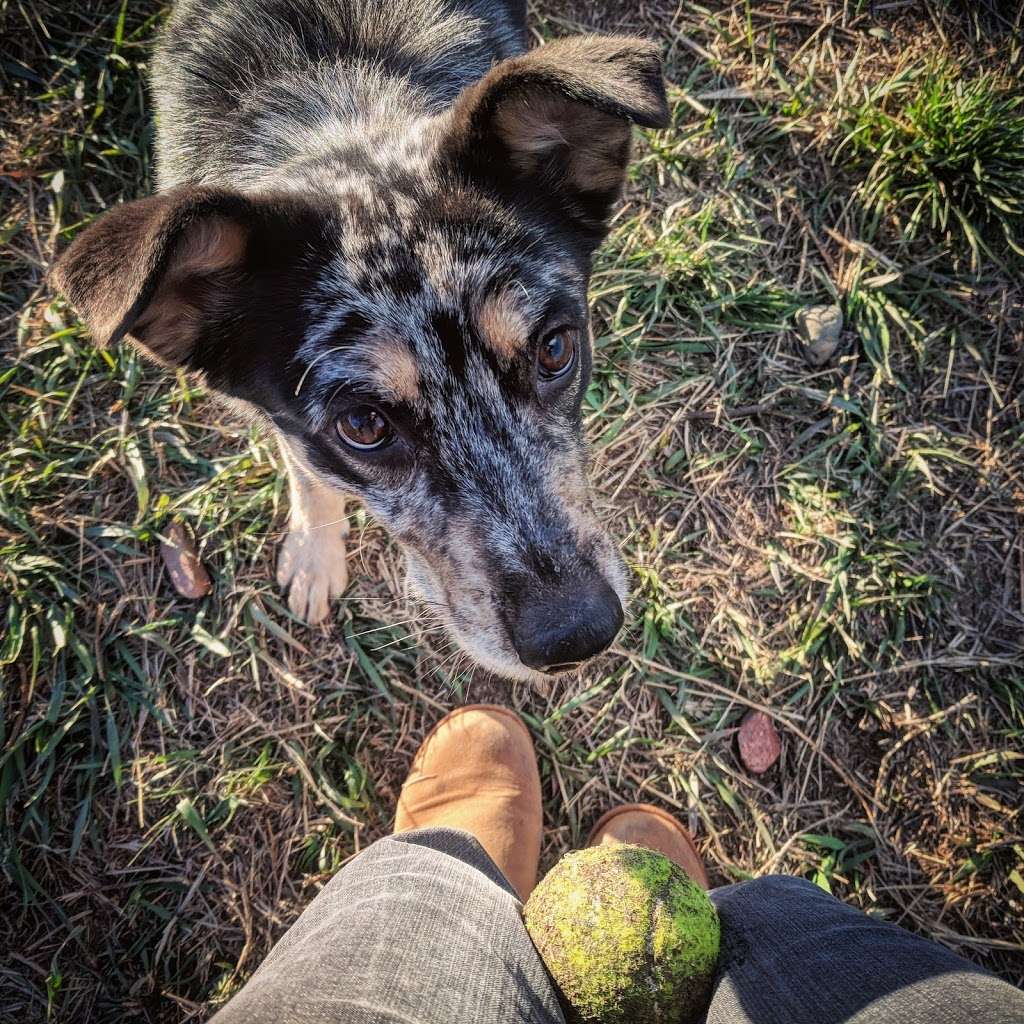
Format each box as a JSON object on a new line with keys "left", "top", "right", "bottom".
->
{"left": 50, "top": 186, "right": 257, "bottom": 368}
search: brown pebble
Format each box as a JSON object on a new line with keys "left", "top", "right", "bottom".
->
{"left": 738, "top": 710, "right": 781, "bottom": 774}
{"left": 160, "top": 521, "right": 212, "bottom": 599}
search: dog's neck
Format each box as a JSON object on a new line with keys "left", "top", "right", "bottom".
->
{"left": 153, "top": 0, "right": 526, "bottom": 193}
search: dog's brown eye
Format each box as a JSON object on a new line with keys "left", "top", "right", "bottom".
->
{"left": 538, "top": 329, "right": 576, "bottom": 378}
{"left": 336, "top": 406, "right": 392, "bottom": 450}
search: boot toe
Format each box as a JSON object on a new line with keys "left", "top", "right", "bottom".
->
{"left": 408, "top": 706, "right": 536, "bottom": 779}
{"left": 588, "top": 804, "right": 709, "bottom": 888}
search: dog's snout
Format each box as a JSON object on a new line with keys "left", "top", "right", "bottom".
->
{"left": 511, "top": 576, "right": 623, "bottom": 672}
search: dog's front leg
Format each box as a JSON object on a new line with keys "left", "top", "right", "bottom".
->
{"left": 275, "top": 435, "right": 350, "bottom": 623}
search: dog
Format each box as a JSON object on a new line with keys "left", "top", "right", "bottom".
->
{"left": 51, "top": 0, "right": 669, "bottom": 683}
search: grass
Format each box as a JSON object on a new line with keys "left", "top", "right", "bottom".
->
{"left": 2, "top": 0, "right": 1024, "bottom": 1020}
{"left": 837, "top": 59, "right": 1024, "bottom": 269}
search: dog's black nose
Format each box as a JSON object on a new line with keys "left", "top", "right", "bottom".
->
{"left": 511, "top": 576, "right": 623, "bottom": 672}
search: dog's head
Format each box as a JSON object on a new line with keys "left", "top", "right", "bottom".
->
{"left": 52, "top": 37, "right": 668, "bottom": 682}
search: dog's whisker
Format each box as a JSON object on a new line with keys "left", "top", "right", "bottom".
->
{"left": 430, "top": 645, "right": 459, "bottom": 664}
{"left": 348, "top": 617, "right": 421, "bottom": 638}
{"left": 293, "top": 345, "right": 348, "bottom": 397}
{"left": 322, "top": 376, "right": 357, "bottom": 411}
{"left": 308, "top": 513, "right": 364, "bottom": 531}
{"left": 435, "top": 645, "right": 471, "bottom": 681}
{"left": 434, "top": 645, "right": 464, "bottom": 673}
{"left": 443, "top": 653, "right": 473, "bottom": 695}
{"left": 370, "top": 632, "right": 419, "bottom": 651}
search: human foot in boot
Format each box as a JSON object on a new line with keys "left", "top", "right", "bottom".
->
{"left": 395, "top": 705, "right": 542, "bottom": 899}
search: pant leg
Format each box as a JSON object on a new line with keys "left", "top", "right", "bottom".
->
{"left": 706, "top": 875, "right": 1024, "bottom": 1024}
{"left": 211, "top": 827, "right": 565, "bottom": 1024}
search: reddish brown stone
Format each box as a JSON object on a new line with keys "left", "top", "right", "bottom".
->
{"left": 738, "top": 711, "right": 781, "bottom": 774}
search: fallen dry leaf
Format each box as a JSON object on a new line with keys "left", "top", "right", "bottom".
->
{"left": 160, "top": 521, "right": 212, "bottom": 599}
{"left": 738, "top": 710, "right": 781, "bottom": 774}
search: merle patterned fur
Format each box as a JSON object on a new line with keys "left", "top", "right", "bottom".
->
{"left": 51, "top": 0, "right": 669, "bottom": 682}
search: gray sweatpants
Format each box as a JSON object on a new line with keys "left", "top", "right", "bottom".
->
{"left": 211, "top": 827, "right": 1024, "bottom": 1024}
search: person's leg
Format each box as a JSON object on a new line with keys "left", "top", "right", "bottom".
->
{"left": 210, "top": 826, "right": 564, "bottom": 1024}
{"left": 707, "top": 875, "right": 1024, "bottom": 1024}
{"left": 211, "top": 706, "right": 560, "bottom": 1024}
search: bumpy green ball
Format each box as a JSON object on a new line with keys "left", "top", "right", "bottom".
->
{"left": 523, "top": 844, "right": 719, "bottom": 1024}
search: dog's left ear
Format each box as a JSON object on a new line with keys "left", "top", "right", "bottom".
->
{"left": 445, "top": 35, "right": 668, "bottom": 235}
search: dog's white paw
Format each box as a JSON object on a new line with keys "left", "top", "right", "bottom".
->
{"left": 276, "top": 526, "right": 349, "bottom": 624}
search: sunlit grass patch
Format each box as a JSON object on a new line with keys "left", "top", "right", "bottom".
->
{"left": 837, "top": 61, "right": 1024, "bottom": 269}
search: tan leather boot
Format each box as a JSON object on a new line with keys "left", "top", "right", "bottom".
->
{"left": 394, "top": 705, "right": 543, "bottom": 900}
{"left": 587, "top": 803, "right": 709, "bottom": 888}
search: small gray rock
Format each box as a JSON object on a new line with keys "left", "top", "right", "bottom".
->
{"left": 795, "top": 304, "right": 844, "bottom": 367}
